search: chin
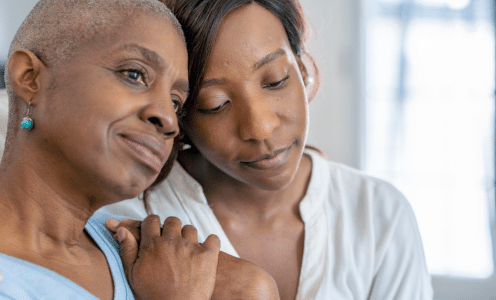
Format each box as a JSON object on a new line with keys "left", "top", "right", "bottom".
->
{"left": 237, "top": 163, "right": 298, "bottom": 191}
{"left": 108, "top": 176, "right": 155, "bottom": 202}
{"left": 261, "top": 172, "right": 297, "bottom": 190}
{"left": 240, "top": 147, "right": 303, "bottom": 190}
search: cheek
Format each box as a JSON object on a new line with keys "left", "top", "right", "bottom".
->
{"left": 185, "top": 116, "right": 234, "bottom": 160}
{"left": 297, "top": 98, "right": 310, "bottom": 126}
{"left": 280, "top": 86, "right": 309, "bottom": 126}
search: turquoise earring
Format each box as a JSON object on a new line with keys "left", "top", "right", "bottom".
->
{"left": 21, "top": 101, "right": 34, "bottom": 131}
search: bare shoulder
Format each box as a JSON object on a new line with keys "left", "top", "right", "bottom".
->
{"left": 213, "top": 251, "right": 280, "bottom": 300}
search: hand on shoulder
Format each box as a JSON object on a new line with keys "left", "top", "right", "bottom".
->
{"left": 111, "top": 215, "right": 220, "bottom": 300}
{"left": 106, "top": 217, "right": 280, "bottom": 300}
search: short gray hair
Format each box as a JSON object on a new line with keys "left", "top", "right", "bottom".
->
{"left": 5, "top": 0, "right": 183, "bottom": 98}
{"left": 2, "top": 0, "right": 183, "bottom": 154}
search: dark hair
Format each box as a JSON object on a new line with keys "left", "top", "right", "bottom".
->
{"left": 143, "top": 0, "right": 319, "bottom": 213}
{"left": 162, "top": 0, "right": 318, "bottom": 120}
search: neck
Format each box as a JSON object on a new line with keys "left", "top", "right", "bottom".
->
{"left": 0, "top": 159, "right": 95, "bottom": 255}
{"left": 178, "top": 151, "right": 312, "bottom": 221}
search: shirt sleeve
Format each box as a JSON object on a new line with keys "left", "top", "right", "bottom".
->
{"left": 367, "top": 191, "right": 433, "bottom": 300}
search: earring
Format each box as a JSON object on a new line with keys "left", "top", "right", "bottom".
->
{"left": 21, "top": 101, "right": 34, "bottom": 131}
{"left": 177, "top": 131, "right": 192, "bottom": 151}
{"left": 180, "top": 142, "right": 192, "bottom": 151}
{"left": 304, "top": 76, "right": 314, "bottom": 86}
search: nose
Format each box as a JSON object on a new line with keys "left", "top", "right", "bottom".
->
{"left": 140, "top": 99, "right": 179, "bottom": 139}
{"left": 238, "top": 95, "right": 280, "bottom": 141}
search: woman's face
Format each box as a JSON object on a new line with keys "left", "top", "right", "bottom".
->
{"left": 37, "top": 14, "right": 188, "bottom": 202}
{"left": 182, "top": 3, "right": 309, "bottom": 190}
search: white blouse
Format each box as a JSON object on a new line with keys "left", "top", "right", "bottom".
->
{"left": 100, "top": 149, "right": 433, "bottom": 299}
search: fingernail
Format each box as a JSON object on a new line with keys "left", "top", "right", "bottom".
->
{"left": 117, "top": 228, "right": 126, "bottom": 243}
{"left": 106, "top": 218, "right": 120, "bottom": 229}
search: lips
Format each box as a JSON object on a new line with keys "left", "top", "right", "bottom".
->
{"left": 118, "top": 132, "right": 168, "bottom": 173}
{"left": 240, "top": 143, "right": 294, "bottom": 170}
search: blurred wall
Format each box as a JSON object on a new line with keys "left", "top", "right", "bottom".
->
{"left": 300, "top": 0, "right": 363, "bottom": 169}
{"left": 0, "top": 0, "right": 39, "bottom": 88}
{"left": 0, "top": 0, "right": 38, "bottom": 60}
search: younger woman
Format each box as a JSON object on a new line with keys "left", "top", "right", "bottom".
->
{"left": 103, "top": 0, "right": 433, "bottom": 299}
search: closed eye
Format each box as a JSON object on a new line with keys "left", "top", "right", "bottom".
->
{"left": 198, "top": 101, "right": 229, "bottom": 114}
{"left": 263, "top": 75, "right": 290, "bottom": 89}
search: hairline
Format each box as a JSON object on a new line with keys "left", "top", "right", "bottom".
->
{"left": 3, "top": 0, "right": 185, "bottom": 156}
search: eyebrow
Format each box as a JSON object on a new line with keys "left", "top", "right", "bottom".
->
{"left": 108, "top": 43, "right": 168, "bottom": 71}
{"left": 108, "top": 43, "right": 188, "bottom": 94}
{"left": 253, "top": 48, "right": 286, "bottom": 71}
{"left": 175, "top": 79, "right": 190, "bottom": 95}
{"left": 201, "top": 78, "right": 226, "bottom": 88}
{"left": 201, "top": 49, "right": 287, "bottom": 88}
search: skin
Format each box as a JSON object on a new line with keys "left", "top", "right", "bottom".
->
{"left": 117, "top": 215, "right": 221, "bottom": 300}
{"left": 176, "top": 3, "right": 313, "bottom": 300}
{"left": 0, "top": 13, "right": 222, "bottom": 300}
{"left": 109, "top": 217, "right": 281, "bottom": 300}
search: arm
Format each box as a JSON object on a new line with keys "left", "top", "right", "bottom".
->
{"left": 107, "top": 218, "right": 280, "bottom": 300}
{"left": 212, "top": 252, "right": 280, "bottom": 300}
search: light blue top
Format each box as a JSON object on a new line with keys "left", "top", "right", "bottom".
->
{"left": 0, "top": 212, "right": 134, "bottom": 300}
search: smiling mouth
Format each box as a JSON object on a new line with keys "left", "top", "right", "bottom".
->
{"left": 240, "top": 143, "right": 294, "bottom": 170}
{"left": 118, "top": 132, "right": 168, "bottom": 173}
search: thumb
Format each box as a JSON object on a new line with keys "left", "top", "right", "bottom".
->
{"left": 202, "top": 234, "right": 221, "bottom": 253}
{"left": 117, "top": 227, "right": 138, "bottom": 280}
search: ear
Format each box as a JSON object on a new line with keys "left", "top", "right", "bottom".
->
{"left": 296, "top": 56, "right": 309, "bottom": 86}
{"left": 7, "top": 49, "right": 47, "bottom": 105}
{"left": 297, "top": 52, "right": 319, "bottom": 103}
{"left": 296, "top": 55, "right": 314, "bottom": 103}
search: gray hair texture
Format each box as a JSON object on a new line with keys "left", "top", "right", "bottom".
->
{"left": 5, "top": 0, "right": 182, "bottom": 99}
{"left": 2, "top": 0, "right": 183, "bottom": 157}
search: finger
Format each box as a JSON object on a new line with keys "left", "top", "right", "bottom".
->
{"left": 181, "top": 224, "right": 198, "bottom": 241}
{"left": 119, "top": 219, "right": 142, "bottom": 244}
{"left": 116, "top": 227, "right": 139, "bottom": 282}
{"left": 161, "top": 216, "right": 182, "bottom": 240}
{"left": 141, "top": 214, "right": 162, "bottom": 246}
{"left": 105, "top": 218, "right": 121, "bottom": 232}
{"left": 105, "top": 218, "right": 141, "bottom": 242}
{"left": 119, "top": 218, "right": 138, "bottom": 229}
{"left": 201, "top": 234, "right": 221, "bottom": 253}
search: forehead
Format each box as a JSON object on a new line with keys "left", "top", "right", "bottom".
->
{"left": 206, "top": 3, "right": 292, "bottom": 73}
{"left": 69, "top": 13, "right": 187, "bottom": 72}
